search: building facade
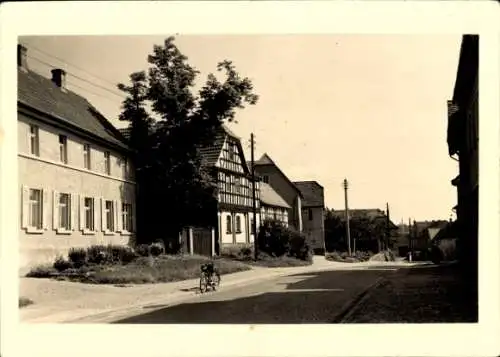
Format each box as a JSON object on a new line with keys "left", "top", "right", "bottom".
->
{"left": 294, "top": 181, "right": 326, "bottom": 253}
{"left": 199, "top": 125, "right": 261, "bottom": 251}
{"left": 259, "top": 182, "right": 290, "bottom": 226}
{"left": 251, "top": 153, "right": 304, "bottom": 232}
{"left": 446, "top": 35, "right": 478, "bottom": 277}
{"left": 17, "top": 45, "right": 135, "bottom": 272}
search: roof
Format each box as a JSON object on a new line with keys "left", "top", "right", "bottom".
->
{"left": 198, "top": 125, "right": 249, "bottom": 174}
{"left": 18, "top": 68, "right": 129, "bottom": 151}
{"left": 259, "top": 182, "right": 291, "bottom": 209}
{"left": 119, "top": 127, "right": 131, "bottom": 140}
{"left": 251, "top": 153, "right": 303, "bottom": 198}
{"left": 293, "top": 181, "right": 324, "bottom": 208}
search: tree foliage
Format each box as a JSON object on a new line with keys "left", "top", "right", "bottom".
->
{"left": 117, "top": 37, "right": 259, "bottom": 244}
{"left": 324, "top": 209, "right": 396, "bottom": 253}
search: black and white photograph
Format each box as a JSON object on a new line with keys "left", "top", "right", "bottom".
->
{"left": 1, "top": 2, "right": 499, "bottom": 357}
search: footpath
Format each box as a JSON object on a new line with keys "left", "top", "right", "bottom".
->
{"left": 341, "top": 261, "right": 478, "bottom": 323}
{"left": 19, "top": 256, "right": 423, "bottom": 324}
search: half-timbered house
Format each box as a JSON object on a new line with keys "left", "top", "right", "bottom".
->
{"left": 199, "top": 125, "right": 260, "bottom": 252}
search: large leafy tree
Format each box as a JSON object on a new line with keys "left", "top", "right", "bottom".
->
{"left": 117, "top": 37, "right": 258, "bottom": 245}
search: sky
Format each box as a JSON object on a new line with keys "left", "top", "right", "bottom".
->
{"left": 19, "top": 35, "right": 462, "bottom": 222}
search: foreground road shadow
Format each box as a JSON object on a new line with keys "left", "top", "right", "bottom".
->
{"left": 113, "top": 266, "right": 477, "bottom": 324}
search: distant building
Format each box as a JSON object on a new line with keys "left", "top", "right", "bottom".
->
{"left": 251, "top": 153, "right": 304, "bottom": 232}
{"left": 294, "top": 181, "right": 326, "bottom": 253}
{"left": 17, "top": 45, "right": 136, "bottom": 273}
{"left": 446, "top": 35, "right": 478, "bottom": 272}
{"left": 259, "top": 182, "right": 290, "bottom": 226}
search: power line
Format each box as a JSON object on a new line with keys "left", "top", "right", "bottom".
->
{"left": 20, "top": 42, "right": 121, "bottom": 89}
{"left": 26, "top": 55, "right": 126, "bottom": 100}
{"left": 66, "top": 81, "right": 125, "bottom": 106}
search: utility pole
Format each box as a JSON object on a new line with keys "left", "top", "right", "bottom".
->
{"left": 250, "top": 133, "right": 259, "bottom": 261}
{"left": 343, "top": 178, "right": 352, "bottom": 256}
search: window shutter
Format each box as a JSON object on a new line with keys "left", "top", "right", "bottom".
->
{"left": 79, "top": 195, "right": 85, "bottom": 230}
{"left": 71, "top": 193, "right": 77, "bottom": 230}
{"left": 116, "top": 201, "right": 123, "bottom": 232}
{"left": 101, "top": 198, "right": 106, "bottom": 231}
{"left": 53, "top": 190, "right": 59, "bottom": 229}
{"left": 21, "top": 185, "right": 29, "bottom": 229}
{"left": 92, "top": 198, "right": 98, "bottom": 231}
{"left": 130, "top": 203, "right": 135, "bottom": 233}
{"left": 42, "top": 189, "right": 50, "bottom": 230}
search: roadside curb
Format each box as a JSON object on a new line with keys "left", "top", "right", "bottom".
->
{"left": 331, "top": 276, "right": 387, "bottom": 323}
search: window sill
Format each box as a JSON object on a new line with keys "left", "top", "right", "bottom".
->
{"left": 56, "top": 229, "right": 72, "bottom": 235}
{"left": 82, "top": 229, "right": 96, "bottom": 235}
{"left": 104, "top": 231, "right": 115, "bottom": 236}
{"left": 26, "top": 227, "right": 44, "bottom": 234}
{"left": 120, "top": 231, "right": 133, "bottom": 236}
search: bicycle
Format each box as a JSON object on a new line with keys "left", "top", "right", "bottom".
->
{"left": 199, "top": 261, "right": 221, "bottom": 293}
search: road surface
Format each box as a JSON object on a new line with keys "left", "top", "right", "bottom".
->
{"left": 113, "top": 267, "right": 399, "bottom": 324}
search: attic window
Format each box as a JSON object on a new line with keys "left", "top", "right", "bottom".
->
{"left": 263, "top": 175, "right": 269, "bottom": 184}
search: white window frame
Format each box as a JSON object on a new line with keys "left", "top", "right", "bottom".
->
{"left": 22, "top": 186, "right": 48, "bottom": 234}
{"left": 81, "top": 196, "right": 96, "bottom": 234}
{"left": 121, "top": 202, "right": 133, "bottom": 234}
{"left": 57, "top": 192, "right": 72, "bottom": 233}
{"left": 226, "top": 215, "right": 232, "bottom": 234}
{"left": 104, "top": 151, "right": 111, "bottom": 175}
{"left": 29, "top": 125, "right": 40, "bottom": 156}
{"left": 104, "top": 199, "right": 115, "bottom": 233}
{"left": 28, "top": 188, "right": 43, "bottom": 231}
{"left": 59, "top": 135, "right": 68, "bottom": 164}
{"left": 83, "top": 144, "right": 91, "bottom": 170}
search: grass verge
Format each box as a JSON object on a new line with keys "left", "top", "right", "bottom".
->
{"left": 19, "top": 297, "right": 34, "bottom": 308}
{"left": 27, "top": 254, "right": 251, "bottom": 285}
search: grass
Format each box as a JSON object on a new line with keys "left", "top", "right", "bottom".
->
{"left": 19, "top": 297, "right": 34, "bottom": 308}
{"left": 247, "top": 253, "right": 313, "bottom": 267}
{"left": 26, "top": 254, "right": 251, "bottom": 285}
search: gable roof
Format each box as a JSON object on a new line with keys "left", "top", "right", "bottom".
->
{"left": 259, "top": 182, "right": 291, "bottom": 209}
{"left": 18, "top": 67, "right": 129, "bottom": 151}
{"left": 251, "top": 153, "right": 303, "bottom": 198}
{"left": 293, "top": 181, "right": 324, "bottom": 208}
{"left": 198, "top": 125, "right": 250, "bottom": 174}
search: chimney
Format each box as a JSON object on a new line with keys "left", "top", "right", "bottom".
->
{"left": 17, "top": 44, "right": 28, "bottom": 71}
{"left": 51, "top": 68, "right": 66, "bottom": 90}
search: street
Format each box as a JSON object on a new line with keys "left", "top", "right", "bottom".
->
{"left": 113, "top": 267, "right": 399, "bottom": 324}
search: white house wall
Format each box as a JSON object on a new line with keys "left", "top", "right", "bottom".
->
{"left": 18, "top": 114, "right": 136, "bottom": 274}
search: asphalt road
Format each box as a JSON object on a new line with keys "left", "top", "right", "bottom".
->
{"left": 113, "top": 267, "right": 399, "bottom": 324}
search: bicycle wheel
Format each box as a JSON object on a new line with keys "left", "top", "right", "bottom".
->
{"left": 199, "top": 273, "right": 208, "bottom": 293}
{"left": 212, "top": 271, "right": 221, "bottom": 290}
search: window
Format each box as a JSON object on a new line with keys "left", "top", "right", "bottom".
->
{"left": 263, "top": 175, "right": 269, "bottom": 184}
{"left": 29, "top": 125, "right": 39, "bottom": 156}
{"left": 250, "top": 218, "right": 255, "bottom": 234}
{"left": 59, "top": 135, "right": 67, "bottom": 164}
{"left": 236, "top": 216, "right": 242, "bottom": 233}
{"left": 84, "top": 197, "right": 94, "bottom": 230}
{"left": 226, "top": 215, "right": 232, "bottom": 234}
{"left": 122, "top": 203, "right": 133, "bottom": 232}
{"left": 58, "top": 193, "right": 71, "bottom": 230}
{"left": 83, "top": 144, "right": 91, "bottom": 169}
{"left": 105, "top": 200, "right": 114, "bottom": 231}
{"left": 29, "top": 188, "right": 42, "bottom": 229}
{"left": 104, "top": 151, "right": 111, "bottom": 175}
{"left": 308, "top": 208, "right": 313, "bottom": 221}
{"left": 235, "top": 177, "right": 241, "bottom": 194}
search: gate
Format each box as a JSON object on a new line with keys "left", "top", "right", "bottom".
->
{"left": 192, "top": 227, "right": 213, "bottom": 256}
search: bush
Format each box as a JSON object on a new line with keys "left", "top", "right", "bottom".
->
{"left": 258, "top": 221, "right": 311, "bottom": 261}
{"left": 26, "top": 264, "right": 57, "bottom": 278}
{"left": 85, "top": 245, "right": 138, "bottom": 265}
{"left": 68, "top": 247, "right": 87, "bottom": 268}
{"left": 53, "top": 256, "right": 73, "bottom": 272}
{"left": 19, "top": 297, "right": 34, "bottom": 308}
{"left": 220, "top": 244, "right": 254, "bottom": 261}
{"left": 135, "top": 244, "right": 150, "bottom": 257}
{"left": 150, "top": 242, "right": 165, "bottom": 257}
